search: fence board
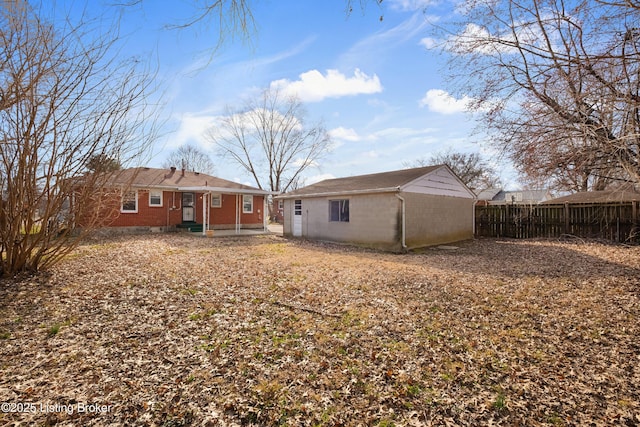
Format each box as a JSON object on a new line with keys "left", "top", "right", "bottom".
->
{"left": 475, "top": 202, "right": 640, "bottom": 243}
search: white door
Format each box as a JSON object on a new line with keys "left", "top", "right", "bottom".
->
{"left": 293, "top": 199, "right": 302, "bottom": 236}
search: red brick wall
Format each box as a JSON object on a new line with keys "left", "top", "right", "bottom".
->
{"left": 105, "top": 190, "right": 264, "bottom": 228}
{"left": 197, "top": 193, "right": 265, "bottom": 227}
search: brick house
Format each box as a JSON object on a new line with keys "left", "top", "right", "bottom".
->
{"left": 276, "top": 165, "right": 476, "bottom": 252}
{"left": 92, "top": 167, "right": 272, "bottom": 234}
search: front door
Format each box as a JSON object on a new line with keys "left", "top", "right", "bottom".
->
{"left": 182, "top": 192, "right": 195, "bottom": 222}
{"left": 293, "top": 199, "right": 302, "bottom": 236}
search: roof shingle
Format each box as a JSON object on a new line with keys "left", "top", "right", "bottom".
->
{"left": 108, "top": 167, "right": 263, "bottom": 192}
{"left": 280, "top": 165, "right": 443, "bottom": 197}
{"left": 542, "top": 189, "right": 640, "bottom": 204}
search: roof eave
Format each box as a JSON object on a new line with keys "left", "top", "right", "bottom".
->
{"left": 275, "top": 186, "right": 401, "bottom": 200}
{"left": 177, "top": 186, "right": 274, "bottom": 195}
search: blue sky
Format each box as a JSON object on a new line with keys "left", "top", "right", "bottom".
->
{"left": 62, "top": 0, "right": 517, "bottom": 188}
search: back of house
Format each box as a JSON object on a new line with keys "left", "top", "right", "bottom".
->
{"left": 77, "top": 167, "right": 271, "bottom": 234}
{"left": 276, "top": 165, "right": 476, "bottom": 251}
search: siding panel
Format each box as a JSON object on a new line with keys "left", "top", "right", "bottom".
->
{"left": 402, "top": 167, "right": 474, "bottom": 198}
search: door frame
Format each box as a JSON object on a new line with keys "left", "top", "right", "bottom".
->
{"left": 182, "top": 192, "right": 195, "bottom": 222}
{"left": 292, "top": 199, "right": 302, "bottom": 236}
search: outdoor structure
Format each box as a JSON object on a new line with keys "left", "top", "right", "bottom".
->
{"left": 476, "top": 187, "right": 640, "bottom": 242}
{"left": 89, "top": 167, "right": 272, "bottom": 234}
{"left": 476, "top": 188, "right": 553, "bottom": 205}
{"left": 276, "top": 165, "right": 476, "bottom": 252}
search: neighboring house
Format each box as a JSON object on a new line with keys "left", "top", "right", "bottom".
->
{"left": 276, "top": 165, "right": 476, "bottom": 252}
{"left": 476, "top": 188, "right": 553, "bottom": 205}
{"left": 541, "top": 188, "right": 640, "bottom": 204}
{"left": 268, "top": 198, "right": 285, "bottom": 224}
{"left": 87, "top": 167, "right": 271, "bottom": 234}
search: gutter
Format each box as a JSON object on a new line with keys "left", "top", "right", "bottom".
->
{"left": 177, "top": 186, "right": 274, "bottom": 195}
{"left": 276, "top": 186, "right": 401, "bottom": 200}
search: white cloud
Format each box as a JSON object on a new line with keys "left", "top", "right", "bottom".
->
{"left": 339, "top": 12, "right": 433, "bottom": 69}
{"left": 171, "top": 113, "right": 217, "bottom": 148}
{"left": 388, "top": 0, "right": 436, "bottom": 11}
{"left": 366, "top": 127, "right": 440, "bottom": 147}
{"left": 293, "top": 158, "right": 319, "bottom": 168}
{"left": 419, "top": 37, "right": 438, "bottom": 49}
{"left": 305, "top": 173, "right": 335, "bottom": 185}
{"left": 443, "top": 22, "right": 546, "bottom": 56}
{"left": 329, "top": 126, "right": 361, "bottom": 142}
{"left": 419, "top": 89, "right": 474, "bottom": 114}
{"left": 270, "top": 69, "right": 382, "bottom": 102}
{"left": 444, "top": 23, "right": 506, "bottom": 55}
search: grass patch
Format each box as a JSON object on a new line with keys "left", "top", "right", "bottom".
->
{"left": 47, "top": 324, "right": 61, "bottom": 337}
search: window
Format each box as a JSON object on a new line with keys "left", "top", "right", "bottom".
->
{"left": 210, "top": 193, "right": 222, "bottom": 208}
{"left": 294, "top": 200, "right": 302, "bottom": 215}
{"left": 243, "top": 195, "right": 253, "bottom": 213}
{"left": 121, "top": 190, "right": 138, "bottom": 213}
{"left": 329, "top": 199, "right": 349, "bottom": 222}
{"left": 149, "top": 190, "right": 163, "bottom": 207}
{"left": 182, "top": 192, "right": 194, "bottom": 207}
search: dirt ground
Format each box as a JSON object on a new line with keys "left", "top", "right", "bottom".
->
{"left": 0, "top": 234, "right": 638, "bottom": 426}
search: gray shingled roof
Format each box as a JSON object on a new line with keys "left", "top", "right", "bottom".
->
{"left": 476, "top": 188, "right": 502, "bottom": 200}
{"left": 477, "top": 188, "right": 553, "bottom": 203}
{"left": 107, "top": 167, "right": 264, "bottom": 192}
{"left": 542, "top": 189, "right": 640, "bottom": 204}
{"left": 279, "top": 165, "right": 444, "bottom": 198}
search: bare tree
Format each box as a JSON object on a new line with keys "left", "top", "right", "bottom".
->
{"left": 443, "top": 0, "right": 640, "bottom": 191}
{"left": 502, "top": 92, "right": 631, "bottom": 192}
{"left": 168, "top": 0, "right": 256, "bottom": 46}
{"left": 205, "top": 87, "right": 331, "bottom": 195}
{"left": 405, "top": 150, "right": 500, "bottom": 192}
{"left": 0, "top": 1, "right": 156, "bottom": 277}
{"left": 162, "top": 144, "right": 216, "bottom": 175}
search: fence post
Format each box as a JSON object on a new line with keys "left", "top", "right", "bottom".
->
{"left": 634, "top": 201, "right": 639, "bottom": 242}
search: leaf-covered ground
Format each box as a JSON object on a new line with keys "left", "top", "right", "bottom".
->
{"left": 0, "top": 234, "right": 638, "bottom": 426}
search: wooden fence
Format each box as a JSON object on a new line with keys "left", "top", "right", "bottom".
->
{"left": 475, "top": 202, "right": 640, "bottom": 243}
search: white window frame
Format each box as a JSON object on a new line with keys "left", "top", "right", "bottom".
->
{"left": 149, "top": 190, "right": 163, "bottom": 207}
{"left": 121, "top": 190, "right": 138, "bottom": 213}
{"left": 242, "top": 194, "right": 253, "bottom": 214}
{"left": 210, "top": 193, "right": 222, "bottom": 208}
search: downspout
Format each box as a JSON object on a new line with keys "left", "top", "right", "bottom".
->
{"left": 472, "top": 199, "right": 478, "bottom": 237}
{"left": 395, "top": 193, "right": 407, "bottom": 252}
{"left": 202, "top": 193, "right": 207, "bottom": 236}
{"left": 238, "top": 194, "right": 242, "bottom": 233}
{"left": 235, "top": 194, "right": 240, "bottom": 234}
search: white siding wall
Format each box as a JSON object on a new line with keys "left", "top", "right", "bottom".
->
{"left": 402, "top": 166, "right": 474, "bottom": 198}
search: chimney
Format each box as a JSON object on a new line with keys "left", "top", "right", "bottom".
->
{"left": 170, "top": 166, "right": 176, "bottom": 173}
{"left": 181, "top": 168, "right": 185, "bottom": 177}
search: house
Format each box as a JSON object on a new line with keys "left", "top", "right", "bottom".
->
{"left": 276, "top": 165, "right": 476, "bottom": 252}
{"left": 87, "top": 167, "right": 272, "bottom": 234}
{"left": 476, "top": 188, "right": 553, "bottom": 205}
{"left": 541, "top": 188, "right": 640, "bottom": 204}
